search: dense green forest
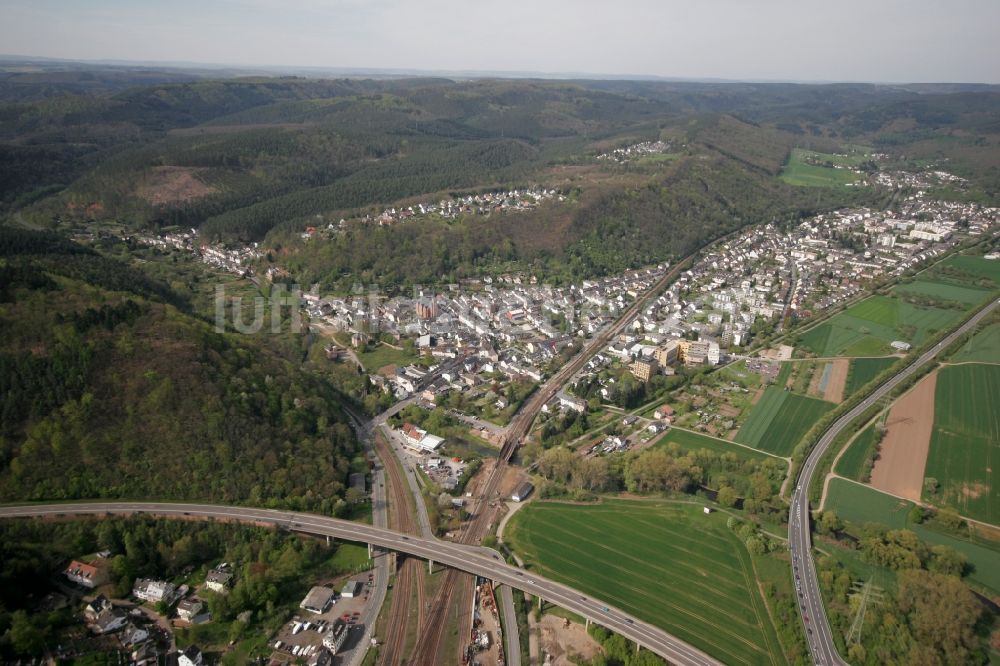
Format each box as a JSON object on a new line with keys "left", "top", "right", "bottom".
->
{"left": 0, "top": 226, "right": 359, "bottom": 512}
{"left": 2, "top": 72, "right": 998, "bottom": 289}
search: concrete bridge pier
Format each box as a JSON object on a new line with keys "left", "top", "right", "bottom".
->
{"left": 428, "top": 559, "right": 434, "bottom": 574}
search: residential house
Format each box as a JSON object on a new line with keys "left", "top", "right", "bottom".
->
{"left": 65, "top": 560, "right": 106, "bottom": 589}
{"left": 205, "top": 568, "right": 233, "bottom": 594}
{"left": 179, "top": 645, "right": 204, "bottom": 666}
{"left": 93, "top": 606, "right": 128, "bottom": 634}
{"left": 84, "top": 595, "right": 112, "bottom": 622}
{"left": 653, "top": 405, "right": 675, "bottom": 421}
{"left": 558, "top": 394, "right": 586, "bottom": 413}
{"left": 176, "top": 598, "right": 204, "bottom": 622}
{"left": 120, "top": 623, "right": 149, "bottom": 647}
{"left": 133, "top": 579, "right": 177, "bottom": 605}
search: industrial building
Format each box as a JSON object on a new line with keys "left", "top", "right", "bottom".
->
{"left": 340, "top": 580, "right": 364, "bottom": 598}
{"left": 299, "top": 586, "right": 335, "bottom": 614}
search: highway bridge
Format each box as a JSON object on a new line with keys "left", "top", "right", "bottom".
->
{"left": 0, "top": 501, "right": 721, "bottom": 666}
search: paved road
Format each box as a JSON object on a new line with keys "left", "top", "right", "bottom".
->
{"left": 0, "top": 501, "right": 720, "bottom": 666}
{"left": 790, "top": 296, "right": 1000, "bottom": 666}
{"left": 497, "top": 584, "right": 521, "bottom": 666}
{"left": 340, "top": 412, "right": 390, "bottom": 666}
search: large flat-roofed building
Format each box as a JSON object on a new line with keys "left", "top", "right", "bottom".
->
{"left": 299, "top": 586, "right": 335, "bottom": 614}
{"left": 654, "top": 339, "right": 681, "bottom": 367}
{"left": 677, "top": 339, "right": 720, "bottom": 366}
{"left": 400, "top": 422, "right": 445, "bottom": 452}
{"left": 629, "top": 357, "right": 658, "bottom": 382}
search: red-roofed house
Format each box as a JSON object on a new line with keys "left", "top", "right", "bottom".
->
{"left": 65, "top": 560, "right": 106, "bottom": 589}
{"left": 653, "top": 405, "right": 675, "bottom": 421}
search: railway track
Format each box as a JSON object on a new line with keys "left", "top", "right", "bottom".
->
{"left": 375, "top": 430, "right": 424, "bottom": 665}
{"left": 412, "top": 258, "right": 694, "bottom": 664}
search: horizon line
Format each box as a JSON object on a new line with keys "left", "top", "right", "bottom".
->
{"left": 1, "top": 52, "right": 997, "bottom": 87}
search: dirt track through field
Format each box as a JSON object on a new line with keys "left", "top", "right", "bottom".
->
{"left": 869, "top": 371, "right": 937, "bottom": 500}
{"left": 824, "top": 359, "right": 849, "bottom": 403}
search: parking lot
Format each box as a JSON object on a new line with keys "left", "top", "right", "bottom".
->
{"left": 269, "top": 573, "right": 377, "bottom": 663}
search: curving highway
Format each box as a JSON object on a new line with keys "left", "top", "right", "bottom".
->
{"left": 0, "top": 501, "right": 721, "bottom": 666}
{"left": 790, "top": 297, "right": 1000, "bottom": 665}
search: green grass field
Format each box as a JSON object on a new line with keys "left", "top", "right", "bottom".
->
{"left": 893, "top": 279, "right": 994, "bottom": 306}
{"left": 847, "top": 295, "right": 899, "bottom": 327}
{"left": 735, "top": 387, "right": 833, "bottom": 455}
{"left": 934, "top": 364, "right": 1000, "bottom": 440}
{"left": 796, "top": 295, "right": 962, "bottom": 357}
{"left": 824, "top": 478, "right": 1000, "bottom": 594}
{"left": 922, "top": 364, "right": 1000, "bottom": 524}
{"left": 657, "top": 427, "right": 779, "bottom": 462}
{"left": 506, "top": 500, "right": 784, "bottom": 666}
{"left": 939, "top": 255, "right": 1000, "bottom": 285}
{"left": 951, "top": 323, "right": 1000, "bottom": 363}
{"left": 357, "top": 343, "right": 419, "bottom": 371}
{"left": 834, "top": 420, "right": 881, "bottom": 481}
{"left": 844, "top": 357, "right": 898, "bottom": 396}
{"left": 779, "top": 149, "right": 863, "bottom": 188}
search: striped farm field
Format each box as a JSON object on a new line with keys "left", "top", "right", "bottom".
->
{"left": 923, "top": 363, "right": 1000, "bottom": 524}
{"left": 844, "top": 357, "right": 898, "bottom": 396}
{"left": 834, "top": 420, "right": 881, "bottom": 481}
{"left": 734, "top": 386, "right": 833, "bottom": 455}
{"left": 934, "top": 364, "right": 1000, "bottom": 441}
{"left": 505, "top": 500, "right": 784, "bottom": 666}
{"left": 951, "top": 323, "right": 1000, "bottom": 363}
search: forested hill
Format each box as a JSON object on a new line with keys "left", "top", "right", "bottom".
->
{"left": 2, "top": 73, "right": 999, "bottom": 288}
{"left": 0, "top": 226, "right": 360, "bottom": 513}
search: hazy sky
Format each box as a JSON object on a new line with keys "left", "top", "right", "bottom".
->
{"left": 2, "top": 0, "right": 998, "bottom": 83}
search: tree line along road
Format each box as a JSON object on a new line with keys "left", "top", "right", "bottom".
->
{"left": 790, "top": 296, "right": 1000, "bottom": 666}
